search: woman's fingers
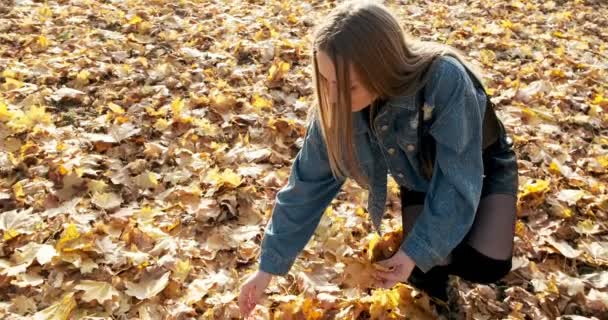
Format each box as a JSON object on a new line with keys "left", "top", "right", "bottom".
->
{"left": 376, "top": 277, "right": 399, "bottom": 289}
{"left": 375, "top": 269, "right": 403, "bottom": 283}
{"left": 375, "top": 258, "right": 396, "bottom": 270}
{"left": 377, "top": 278, "right": 399, "bottom": 289}
{"left": 239, "top": 285, "right": 256, "bottom": 317}
{"left": 248, "top": 286, "right": 255, "bottom": 304}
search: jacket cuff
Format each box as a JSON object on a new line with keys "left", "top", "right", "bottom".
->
{"left": 258, "top": 247, "right": 296, "bottom": 276}
{"left": 400, "top": 233, "right": 444, "bottom": 273}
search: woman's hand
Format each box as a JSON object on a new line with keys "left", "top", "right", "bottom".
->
{"left": 373, "top": 249, "right": 416, "bottom": 289}
{"left": 238, "top": 270, "right": 273, "bottom": 318}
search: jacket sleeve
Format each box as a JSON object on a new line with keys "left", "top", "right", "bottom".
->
{"left": 400, "top": 57, "right": 485, "bottom": 272}
{"left": 258, "top": 117, "right": 346, "bottom": 276}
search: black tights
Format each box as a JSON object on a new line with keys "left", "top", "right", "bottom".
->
{"left": 401, "top": 188, "right": 516, "bottom": 284}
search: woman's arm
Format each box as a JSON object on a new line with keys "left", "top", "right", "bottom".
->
{"left": 259, "top": 117, "right": 346, "bottom": 276}
{"left": 400, "top": 56, "right": 485, "bottom": 272}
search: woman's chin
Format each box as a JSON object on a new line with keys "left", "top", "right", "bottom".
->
{"left": 351, "top": 104, "right": 370, "bottom": 112}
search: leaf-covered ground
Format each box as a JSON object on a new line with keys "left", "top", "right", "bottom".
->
{"left": 0, "top": 0, "right": 607, "bottom": 319}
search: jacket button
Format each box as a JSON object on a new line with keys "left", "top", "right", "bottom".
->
{"left": 381, "top": 125, "right": 389, "bottom": 131}
{"left": 407, "top": 144, "right": 415, "bottom": 151}
{"left": 387, "top": 148, "right": 395, "bottom": 155}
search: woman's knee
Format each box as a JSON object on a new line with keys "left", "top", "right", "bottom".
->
{"left": 450, "top": 244, "right": 513, "bottom": 284}
{"left": 472, "top": 256, "right": 512, "bottom": 284}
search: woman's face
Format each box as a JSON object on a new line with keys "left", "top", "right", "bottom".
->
{"left": 316, "top": 50, "right": 378, "bottom": 112}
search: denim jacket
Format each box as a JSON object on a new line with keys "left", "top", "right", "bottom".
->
{"left": 259, "top": 55, "right": 489, "bottom": 274}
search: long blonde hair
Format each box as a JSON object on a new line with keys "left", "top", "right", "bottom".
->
{"left": 308, "top": 0, "right": 484, "bottom": 187}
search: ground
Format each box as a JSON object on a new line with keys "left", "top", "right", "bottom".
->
{"left": 0, "top": 0, "right": 607, "bottom": 319}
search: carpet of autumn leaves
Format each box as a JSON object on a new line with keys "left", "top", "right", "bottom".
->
{"left": 0, "top": 0, "right": 607, "bottom": 319}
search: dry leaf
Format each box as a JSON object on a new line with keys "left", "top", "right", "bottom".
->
{"left": 125, "top": 271, "right": 171, "bottom": 300}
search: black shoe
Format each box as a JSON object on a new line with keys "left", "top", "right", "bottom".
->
{"left": 407, "top": 266, "right": 449, "bottom": 303}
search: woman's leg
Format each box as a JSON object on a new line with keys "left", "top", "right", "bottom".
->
{"left": 447, "top": 193, "right": 517, "bottom": 283}
{"left": 401, "top": 188, "right": 517, "bottom": 285}
{"left": 463, "top": 194, "right": 516, "bottom": 260}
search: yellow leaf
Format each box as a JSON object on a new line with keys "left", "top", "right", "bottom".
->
{"left": 74, "top": 167, "right": 84, "bottom": 177}
{"left": 355, "top": 207, "right": 366, "bottom": 217}
{"left": 515, "top": 220, "right": 526, "bottom": 237}
{"left": 2, "top": 77, "right": 24, "bottom": 91}
{"left": 597, "top": 155, "right": 608, "bottom": 168}
{"left": 145, "top": 106, "right": 167, "bottom": 117}
{"left": 479, "top": 49, "right": 496, "bottom": 65}
{"left": 193, "top": 118, "right": 218, "bottom": 136}
{"left": 591, "top": 93, "right": 608, "bottom": 107}
{"left": 561, "top": 207, "right": 573, "bottom": 218}
{"left": 550, "top": 68, "right": 566, "bottom": 78}
{"left": 154, "top": 118, "right": 170, "bottom": 131}
{"left": 574, "top": 219, "right": 597, "bottom": 234}
{"left": 251, "top": 94, "right": 273, "bottom": 112}
{"left": 220, "top": 168, "right": 242, "bottom": 188}
{"left": 0, "top": 100, "right": 13, "bottom": 122}
{"left": 57, "top": 223, "right": 80, "bottom": 249}
{"left": 2, "top": 69, "right": 19, "bottom": 80}
{"left": 128, "top": 15, "right": 143, "bottom": 25}
{"left": 555, "top": 11, "right": 573, "bottom": 21}
{"left": 549, "top": 160, "right": 559, "bottom": 173}
{"left": 253, "top": 29, "right": 268, "bottom": 42}
{"left": 87, "top": 179, "right": 108, "bottom": 193}
{"left": 267, "top": 59, "right": 290, "bottom": 82}
{"left": 209, "top": 89, "right": 236, "bottom": 112}
{"left": 13, "top": 182, "right": 25, "bottom": 201}
{"left": 369, "top": 287, "right": 401, "bottom": 319}
{"left": 3, "top": 229, "right": 20, "bottom": 241}
{"left": 501, "top": 19, "right": 513, "bottom": 29}
{"left": 20, "top": 141, "right": 38, "bottom": 159}
{"left": 56, "top": 142, "right": 65, "bottom": 152}
{"left": 58, "top": 165, "right": 69, "bottom": 175}
{"left": 287, "top": 13, "right": 299, "bottom": 24}
{"left": 299, "top": 296, "right": 324, "bottom": 319}
{"left": 552, "top": 30, "right": 567, "bottom": 38}
{"left": 519, "top": 179, "right": 550, "bottom": 198}
{"left": 37, "top": 4, "right": 53, "bottom": 19}
{"left": 8, "top": 105, "right": 52, "bottom": 132}
{"left": 368, "top": 234, "right": 380, "bottom": 261}
{"left": 26, "top": 105, "right": 52, "bottom": 125}
{"left": 107, "top": 102, "right": 125, "bottom": 114}
{"left": 547, "top": 275, "right": 559, "bottom": 294}
{"left": 189, "top": 92, "right": 209, "bottom": 106}
{"left": 76, "top": 70, "right": 90, "bottom": 85}
{"left": 33, "top": 292, "right": 76, "bottom": 320}
{"left": 37, "top": 35, "right": 49, "bottom": 49}
{"left": 206, "top": 168, "right": 242, "bottom": 188}
{"left": 171, "top": 97, "right": 185, "bottom": 118}
{"left": 368, "top": 226, "right": 404, "bottom": 263}
{"left": 173, "top": 259, "right": 191, "bottom": 282}
{"left": 589, "top": 104, "right": 601, "bottom": 118}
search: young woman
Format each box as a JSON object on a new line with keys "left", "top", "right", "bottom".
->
{"left": 239, "top": 0, "right": 519, "bottom": 316}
